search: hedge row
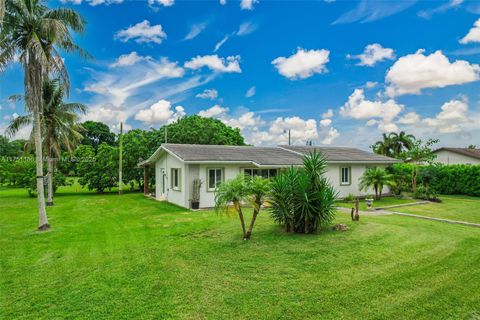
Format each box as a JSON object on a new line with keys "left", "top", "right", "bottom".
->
{"left": 389, "top": 163, "right": 480, "bottom": 197}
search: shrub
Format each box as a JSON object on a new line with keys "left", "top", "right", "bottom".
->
{"left": 269, "top": 151, "right": 338, "bottom": 234}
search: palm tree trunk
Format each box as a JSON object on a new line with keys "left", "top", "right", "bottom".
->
{"left": 234, "top": 201, "right": 247, "bottom": 239}
{"left": 412, "top": 164, "right": 417, "bottom": 193}
{"left": 0, "top": 0, "right": 5, "bottom": 23}
{"left": 245, "top": 199, "right": 261, "bottom": 239}
{"left": 26, "top": 55, "right": 49, "bottom": 230}
{"left": 46, "top": 155, "right": 54, "bottom": 206}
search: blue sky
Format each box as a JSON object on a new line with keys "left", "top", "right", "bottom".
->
{"left": 2, "top": 0, "right": 480, "bottom": 149}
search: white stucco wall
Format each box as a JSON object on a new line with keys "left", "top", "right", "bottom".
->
{"left": 434, "top": 150, "right": 480, "bottom": 165}
{"left": 153, "top": 153, "right": 391, "bottom": 208}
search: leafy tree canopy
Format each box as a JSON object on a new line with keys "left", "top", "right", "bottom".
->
{"left": 154, "top": 115, "right": 245, "bottom": 146}
{"left": 0, "top": 136, "right": 28, "bottom": 157}
{"left": 81, "top": 121, "right": 116, "bottom": 150}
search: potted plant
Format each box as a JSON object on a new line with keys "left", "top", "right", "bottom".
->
{"left": 365, "top": 196, "right": 374, "bottom": 210}
{"left": 191, "top": 178, "right": 203, "bottom": 209}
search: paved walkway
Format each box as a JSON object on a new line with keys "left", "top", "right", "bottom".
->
{"left": 337, "top": 206, "right": 480, "bottom": 228}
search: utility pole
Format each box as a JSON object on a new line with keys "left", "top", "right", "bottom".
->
{"left": 288, "top": 129, "right": 291, "bottom": 145}
{"left": 118, "top": 122, "right": 123, "bottom": 195}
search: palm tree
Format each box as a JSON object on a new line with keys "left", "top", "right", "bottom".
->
{"left": 244, "top": 176, "right": 270, "bottom": 240}
{"left": 1, "top": 0, "right": 88, "bottom": 230}
{"left": 215, "top": 174, "right": 250, "bottom": 240}
{"left": 7, "top": 79, "right": 86, "bottom": 206}
{"left": 389, "top": 131, "right": 415, "bottom": 156}
{"left": 371, "top": 133, "right": 394, "bottom": 157}
{"left": 359, "top": 167, "right": 396, "bottom": 200}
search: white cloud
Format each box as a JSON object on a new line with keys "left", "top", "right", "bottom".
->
{"left": 109, "top": 52, "right": 147, "bottom": 68}
{"left": 321, "top": 127, "right": 340, "bottom": 145}
{"left": 385, "top": 49, "right": 480, "bottom": 97}
{"left": 148, "top": 0, "right": 174, "bottom": 6}
{"left": 365, "top": 81, "right": 378, "bottom": 88}
{"left": 423, "top": 99, "right": 473, "bottom": 133}
{"left": 333, "top": 0, "right": 416, "bottom": 24}
{"left": 398, "top": 112, "right": 420, "bottom": 125}
{"left": 340, "top": 88, "right": 404, "bottom": 132}
{"left": 185, "top": 55, "right": 241, "bottom": 73}
{"left": 115, "top": 20, "right": 167, "bottom": 44}
{"left": 184, "top": 22, "right": 208, "bottom": 41}
{"left": 261, "top": 117, "right": 319, "bottom": 145}
{"left": 237, "top": 21, "right": 257, "bottom": 36}
{"left": 319, "top": 119, "right": 332, "bottom": 127}
{"left": 214, "top": 35, "right": 230, "bottom": 52}
{"left": 272, "top": 48, "right": 330, "bottom": 80}
{"left": 220, "top": 0, "right": 226, "bottom": 4}
{"left": 85, "top": 103, "right": 129, "bottom": 127}
{"left": 198, "top": 105, "right": 228, "bottom": 118}
{"left": 460, "top": 18, "right": 480, "bottom": 44}
{"left": 245, "top": 86, "right": 256, "bottom": 98}
{"left": 418, "top": 0, "right": 463, "bottom": 19}
{"left": 60, "top": 0, "right": 122, "bottom": 5}
{"left": 240, "top": 0, "right": 258, "bottom": 10}
{"left": 196, "top": 89, "right": 218, "bottom": 100}
{"left": 322, "top": 108, "right": 334, "bottom": 118}
{"left": 84, "top": 57, "right": 184, "bottom": 107}
{"left": 135, "top": 100, "right": 185, "bottom": 125}
{"left": 348, "top": 43, "right": 395, "bottom": 67}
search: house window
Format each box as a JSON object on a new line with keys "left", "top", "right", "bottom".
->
{"left": 243, "top": 168, "right": 278, "bottom": 179}
{"left": 340, "top": 167, "right": 351, "bottom": 185}
{"left": 171, "top": 168, "right": 181, "bottom": 191}
{"left": 208, "top": 168, "right": 223, "bottom": 191}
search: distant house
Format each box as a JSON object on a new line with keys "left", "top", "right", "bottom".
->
{"left": 433, "top": 148, "right": 480, "bottom": 165}
{"left": 139, "top": 144, "right": 399, "bottom": 209}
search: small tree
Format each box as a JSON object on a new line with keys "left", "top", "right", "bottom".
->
{"left": 245, "top": 176, "right": 270, "bottom": 239}
{"left": 401, "top": 138, "right": 438, "bottom": 193}
{"left": 214, "top": 174, "right": 250, "bottom": 240}
{"left": 359, "top": 167, "right": 396, "bottom": 200}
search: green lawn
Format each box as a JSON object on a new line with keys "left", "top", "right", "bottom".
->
{"left": 336, "top": 196, "right": 418, "bottom": 211}
{"left": 391, "top": 195, "right": 480, "bottom": 224}
{"left": 1, "top": 185, "right": 480, "bottom": 319}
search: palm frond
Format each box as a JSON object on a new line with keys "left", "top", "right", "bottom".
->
{"left": 5, "top": 114, "right": 32, "bottom": 138}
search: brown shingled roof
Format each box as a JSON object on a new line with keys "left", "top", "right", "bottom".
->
{"left": 434, "top": 148, "right": 480, "bottom": 160}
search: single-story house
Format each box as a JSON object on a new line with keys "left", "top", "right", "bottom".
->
{"left": 138, "top": 144, "right": 399, "bottom": 209}
{"left": 433, "top": 148, "right": 480, "bottom": 165}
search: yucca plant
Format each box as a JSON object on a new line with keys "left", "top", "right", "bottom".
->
{"left": 269, "top": 151, "right": 338, "bottom": 234}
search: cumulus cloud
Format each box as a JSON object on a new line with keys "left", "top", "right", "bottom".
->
{"left": 460, "top": 18, "right": 480, "bottom": 44}
{"left": 135, "top": 100, "right": 185, "bottom": 125}
{"left": 84, "top": 103, "right": 129, "bottom": 127}
{"left": 240, "top": 0, "right": 258, "bottom": 10}
{"left": 348, "top": 43, "right": 395, "bottom": 67}
{"left": 321, "top": 127, "right": 340, "bottom": 145}
{"left": 245, "top": 86, "right": 256, "bottom": 98}
{"left": 198, "top": 105, "right": 228, "bottom": 118}
{"left": 340, "top": 88, "right": 404, "bottom": 132}
{"left": 385, "top": 49, "right": 480, "bottom": 97}
{"left": 322, "top": 109, "right": 334, "bottom": 119}
{"left": 115, "top": 20, "right": 167, "bottom": 44}
{"left": 423, "top": 99, "right": 473, "bottom": 133}
{"left": 272, "top": 48, "right": 330, "bottom": 80}
{"left": 398, "top": 112, "right": 420, "bottom": 125}
{"left": 185, "top": 55, "right": 241, "bottom": 73}
{"left": 365, "top": 81, "right": 378, "bottom": 88}
{"left": 109, "top": 52, "right": 147, "bottom": 68}
{"left": 196, "top": 89, "right": 218, "bottom": 100}
{"left": 184, "top": 22, "right": 208, "bottom": 41}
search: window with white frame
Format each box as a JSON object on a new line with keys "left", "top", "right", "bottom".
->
{"left": 340, "top": 167, "right": 351, "bottom": 185}
{"left": 208, "top": 168, "right": 223, "bottom": 191}
{"left": 243, "top": 168, "right": 278, "bottom": 179}
{"left": 171, "top": 168, "right": 181, "bottom": 190}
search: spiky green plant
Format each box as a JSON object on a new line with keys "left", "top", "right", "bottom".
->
{"left": 269, "top": 151, "right": 338, "bottom": 234}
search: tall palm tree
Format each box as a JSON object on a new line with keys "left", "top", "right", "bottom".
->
{"left": 371, "top": 133, "right": 394, "bottom": 157}
{"left": 0, "top": 0, "right": 87, "bottom": 230}
{"left": 7, "top": 79, "right": 86, "bottom": 206}
{"left": 359, "top": 167, "right": 396, "bottom": 200}
{"left": 389, "top": 131, "right": 415, "bottom": 155}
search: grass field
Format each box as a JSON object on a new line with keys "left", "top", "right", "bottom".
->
{"left": 1, "top": 185, "right": 480, "bottom": 319}
{"left": 392, "top": 195, "right": 480, "bottom": 224}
